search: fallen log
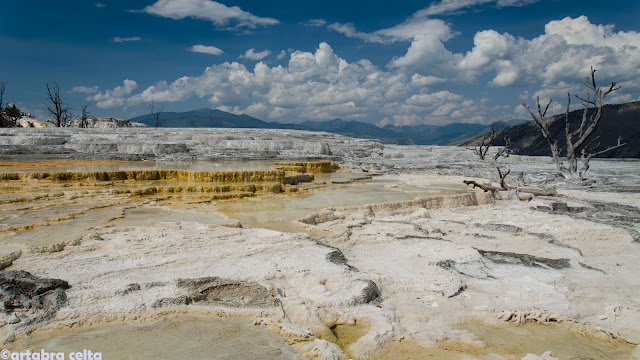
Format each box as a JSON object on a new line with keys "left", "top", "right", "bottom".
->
{"left": 463, "top": 180, "right": 558, "bottom": 197}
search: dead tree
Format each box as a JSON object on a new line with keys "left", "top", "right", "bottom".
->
{"left": 0, "top": 82, "right": 5, "bottom": 113}
{"left": 493, "top": 137, "right": 515, "bottom": 160}
{"left": 45, "top": 82, "right": 72, "bottom": 127}
{"left": 0, "top": 82, "right": 8, "bottom": 127}
{"left": 522, "top": 67, "right": 626, "bottom": 179}
{"left": 472, "top": 123, "right": 495, "bottom": 160}
{"left": 80, "top": 104, "right": 90, "bottom": 128}
{"left": 149, "top": 100, "right": 164, "bottom": 128}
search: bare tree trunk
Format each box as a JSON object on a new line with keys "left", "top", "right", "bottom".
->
{"left": 493, "top": 137, "right": 515, "bottom": 161}
{"left": 149, "top": 100, "right": 164, "bottom": 128}
{"left": 497, "top": 167, "right": 511, "bottom": 190}
{"left": 80, "top": 105, "right": 90, "bottom": 128}
{"left": 522, "top": 67, "right": 626, "bottom": 179}
{"left": 522, "top": 98, "right": 570, "bottom": 178}
{"left": 45, "top": 82, "right": 71, "bottom": 127}
{"left": 0, "top": 82, "right": 6, "bottom": 127}
{"left": 471, "top": 122, "right": 495, "bottom": 160}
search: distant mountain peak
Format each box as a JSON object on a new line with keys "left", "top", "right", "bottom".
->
{"left": 127, "top": 107, "right": 539, "bottom": 146}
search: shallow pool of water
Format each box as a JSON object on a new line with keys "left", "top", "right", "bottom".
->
{"left": 8, "top": 315, "right": 304, "bottom": 360}
{"left": 214, "top": 179, "right": 468, "bottom": 232}
{"left": 111, "top": 206, "right": 232, "bottom": 228}
{"left": 0, "top": 160, "right": 284, "bottom": 173}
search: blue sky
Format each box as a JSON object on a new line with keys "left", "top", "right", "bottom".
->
{"left": 1, "top": 0, "right": 639, "bottom": 125}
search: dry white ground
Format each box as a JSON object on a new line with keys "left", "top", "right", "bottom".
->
{"left": 0, "top": 129, "right": 639, "bottom": 359}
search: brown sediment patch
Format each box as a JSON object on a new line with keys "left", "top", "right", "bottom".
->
{"left": 0, "top": 161, "right": 341, "bottom": 250}
{"left": 442, "top": 322, "right": 633, "bottom": 359}
{"left": 273, "top": 160, "right": 339, "bottom": 174}
{"left": 376, "top": 339, "right": 463, "bottom": 360}
{"left": 372, "top": 322, "right": 635, "bottom": 359}
{"left": 4, "top": 169, "right": 288, "bottom": 183}
{"left": 329, "top": 322, "right": 371, "bottom": 353}
{"left": 6, "top": 315, "right": 304, "bottom": 359}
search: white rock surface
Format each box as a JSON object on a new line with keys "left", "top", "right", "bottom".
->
{"left": 0, "top": 128, "right": 382, "bottom": 161}
{"left": 1, "top": 131, "right": 639, "bottom": 359}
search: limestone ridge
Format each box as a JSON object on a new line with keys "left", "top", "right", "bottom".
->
{"left": 66, "top": 117, "right": 148, "bottom": 128}
{"left": 0, "top": 161, "right": 338, "bottom": 199}
{"left": 0, "top": 128, "right": 381, "bottom": 161}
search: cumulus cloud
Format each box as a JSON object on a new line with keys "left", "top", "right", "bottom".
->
{"left": 459, "top": 16, "right": 640, "bottom": 90}
{"left": 112, "top": 36, "right": 141, "bottom": 43}
{"left": 94, "top": 2, "right": 107, "bottom": 8}
{"left": 384, "top": 19, "right": 463, "bottom": 79}
{"left": 142, "top": 0, "right": 278, "bottom": 28}
{"left": 327, "top": 12, "right": 640, "bottom": 95}
{"left": 89, "top": 17, "right": 640, "bottom": 126}
{"left": 189, "top": 44, "right": 224, "bottom": 55}
{"left": 71, "top": 86, "right": 98, "bottom": 94}
{"left": 99, "top": 43, "right": 488, "bottom": 125}
{"left": 407, "top": 90, "right": 462, "bottom": 106}
{"left": 325, "top": 18, "right": 469, "bottom": 80}
{"left": 336, "top": 16, "right": 640, "bottom": 91}
{"left": 240, "top": 48, "right": 271, "bottom": 60}
{"left": 90, "top": 80, "right": 138, "bottom": 108}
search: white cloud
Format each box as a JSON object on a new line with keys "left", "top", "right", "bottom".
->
{"left": 459, "top": 16, "right": 640, "bottom": 89}
{"left": 189, "top": 44, "right": 224, "bottom": 55}
{"left": 91, "top": 17, "right": 640, "bottom": 126}
{"left": 325, "top": 18, "right": 469, "bottom": 81}
{"left": 326, "top": 13, "right": 640, "bottom": 95}
{"left": 305, "top": 19, "right": 327, "bottom": 27}
{"left": 276, "top": 50, "right": 287, "bottom": 60}
{"left": 71, "top": 86, "right": 99, "bottom": 94}
{"left": 384, "top": 19, "right": 462, "bottom": 78}
{"left": 104, "top": 43, "right": 491, "bottom": 126}
{"left": 112, "top": 36, "right": 141, "bottom": 43}
{"left": 411, "top": 0, "right": 538, "bottom": 18}
{"left": 327, "top": 23, "right": 386, "bottom": 43}
{"left": 240, "top": 48, "right": 271, "bottom": 60}
{"left": 142, "top": 0, "right": 278, "bottom": 28}
{"left": 90, "top": 80, "right": 138, "bottom": 109}
{"left": 94, "top": 2, "right": 107, "bottom": 8}
{"left": 411, "top": 74, "right": 447, "bottom": 86}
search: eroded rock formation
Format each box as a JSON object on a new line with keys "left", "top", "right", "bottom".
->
{"left": 0, "top": 270, "right": 70, "bottom": 326}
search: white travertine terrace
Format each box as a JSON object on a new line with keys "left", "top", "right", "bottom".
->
{"left": 1, "top": 128, "right": 639, "bottom": 359}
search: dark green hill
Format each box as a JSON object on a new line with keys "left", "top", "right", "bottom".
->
{"left": 467, "top": 101, "right": 640, "bottom": 158}
{"left": 130, "top": 108, "right": 308, "bottom": 130}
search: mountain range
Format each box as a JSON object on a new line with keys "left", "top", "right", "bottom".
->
{"left": 129, "top": 108, "right": 525, "bottom": 146}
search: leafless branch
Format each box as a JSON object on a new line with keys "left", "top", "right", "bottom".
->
{"left": 494, "top": 137, "right": 515, "bottom": 160}
{"left": 80, "top": 105, "right": 90, "bottom": 128}
{"left": 471, "top": 122, "right": 497, "bottom": 160}
{"left": 45, "top": 82, "right": 72, "bottom": 127}
{"left": 0, "top": 82, "right": 7, "bottom": 127}
{"left": 149, "top": 100, "right": 164, "bottom": 128}
{"left": 521, "top": 67, "right": 625, "bottom": 179}
{"left": 497, "top": 167, "right": 511, "bottom": 190}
